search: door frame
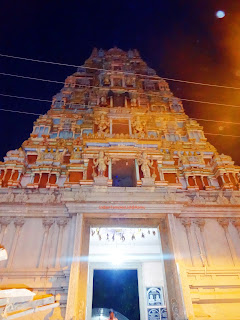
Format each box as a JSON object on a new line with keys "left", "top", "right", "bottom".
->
{"left": 86, "top": 262, "right": 146, "bottom": 320}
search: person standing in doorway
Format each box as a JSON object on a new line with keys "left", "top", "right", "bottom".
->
{"left": 108, "top": 309, "right": 118, "bottom": 320}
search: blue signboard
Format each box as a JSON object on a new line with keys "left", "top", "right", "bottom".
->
{"left": 147, "top": 287, "right": 164, "bottom": 306}
{"left": 148, "top": 308, "right": 160, "bottom": 320}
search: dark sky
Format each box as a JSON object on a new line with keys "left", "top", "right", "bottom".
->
{"left": 0, "top": 0, "right": 240, "bottom": 164}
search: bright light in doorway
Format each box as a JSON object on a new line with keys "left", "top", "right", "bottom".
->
{"left": 111, "top": 250, "right": 125, "bottom": 266}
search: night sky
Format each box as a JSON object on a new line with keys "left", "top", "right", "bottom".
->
{"left": 0, "top": 0, "right": 240, "bottom": 165}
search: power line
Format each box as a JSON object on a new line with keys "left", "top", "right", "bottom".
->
{"left": 1, "top": 52, "right": 240, "bottom": 90}
{"left": 0, "top": 105, "right": 240, "bottom": 138}
{"left": 0, "top": 93, "right": 52, "bottom": 103}
{"left": 180, "top": 98, "right": 240, "bottom": 108}
{"left": 204, "top": 132, "right": 240, "bottom": 138}
{"left": 0, "top": 108, "right": 42, "bottom": 116}
{"left": 0, "top": 72, "right": 63, "bottom": 84}
{"left": 1, "top": 92, "right": 240, "bottom": 125}
{"left": 191, "top": 118, "right": 240, "bottom": 125}
{"left": 1, "top": 71, "right": 240, "bottom": 109}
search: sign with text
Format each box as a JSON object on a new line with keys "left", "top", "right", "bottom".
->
{"left": 147, "top": 287, "right": 164, "bottom": 306}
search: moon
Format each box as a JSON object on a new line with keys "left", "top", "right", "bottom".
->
{"left": 216, "top": 10, "right": 225, "bottom": 18}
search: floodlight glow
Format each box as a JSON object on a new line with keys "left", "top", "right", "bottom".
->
{"left": 111, "top": 251, "right": 125, "bottom": 266}
{"left": 216, "top": 10, "right": 225, "bottom": 18}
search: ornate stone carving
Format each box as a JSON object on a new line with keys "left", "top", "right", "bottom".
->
{"left": 42, "top": 191, "right": 56, "bottom": 203}
{"left": 216, "top": 192, "right": 229, "bottom": 205}
{"left": 56, "top": 218, "right": 68, "bottom": 228}
{"left": 230, "top": 193, "right": 240, "bottom": 204}
{"left": 70, "top": 147, "right": 82, "bottom": 162}
{"left": 232, "top": 219, "right": 240, "bottom": 236}
{"left": 0, "top": 189, "right": 14, "bottom": 203}
{"left": 192, "top": 192, "right": 206, "bottom": 204}
{"left": 194, "top": 218, "right": 205, "bottom": 232}
{"left": 137, "top": 152, "right": 155, "bottom": 179}
{"left": 94, "top": 114, "right": 110, "bottom": 134}
{"left": 132, "top": 116, "right": 146, "bottom": 134}
{"left": 0, "top": 217, "right": 11, "bottom": 227}
{"left": 181, "top": 218, "right": 191, "bottom": 229}
{"left": 14, "top": 190, "right": 29, "bottom": 203}
{"left": 218, "top": 218, "right": 229, "bottom": 230}
{"left": 164, "top": 191, "right": 176, "bottom": 202}
{"left": 14, "top": 217, "right": 25, "bottom": 228}
{"left": 92, "top": 151, "right": 110, "bottom": 177}
{"left": 42, "top": 218, "right": 55, "bottom": 229}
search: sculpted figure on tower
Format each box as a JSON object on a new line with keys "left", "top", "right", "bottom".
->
{"left": 93, "top": 151, "right": 110, "bottom": 177}
{"left": 137, "top": 152, "right": 155, "bottom": 178}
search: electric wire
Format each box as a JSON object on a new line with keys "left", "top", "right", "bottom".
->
{"left": 1, "top": 71, "right": 240, "bottom": 109}
{"left": 0, "top": 106, "right": 240, "bottom": 138}
{"left": 0, "top": 108, "right": 42, "bottom": 116}
{"left": 1, "top": 93, "right": 240, "bottom": 125}
{"left": 0, "top": 93, "right": 52, "bottom": 103}
{"left": 1, "top": 52, "right": 240, "bottom": 90}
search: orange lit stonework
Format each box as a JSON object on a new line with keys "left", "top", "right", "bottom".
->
{"left": 0, "top": 48, "right": 240, "bottom": 320}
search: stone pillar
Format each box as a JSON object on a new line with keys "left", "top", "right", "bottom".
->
{"left": 108, "top": 159, "right": 112, "bottom": 180}
{"left": 30, "top": 173, "right": 34, "bottom": 184}
{"left": 17, "top": 171, "right": 21, "bottom": 180}
{"left": 47, "top": 172, "right": 51, "bottom": 184}
{"left": 157, "top": 164, "right": 164, "bottom": 181}
{"left": 128, "top": 119, "right": 132, "bottom": 135}
{"left": 200, "top": 176, "right": 205, "bottom": 188}
{"left": 159, "top": 215, "right": 190, "bottom": 320}
{"left": 218, "top": 218, "right": 239, "bottom": 266}
{"left": 135, "top": 159, "right": 140, "bottom": 181}
{"left": 232, "top": 219, "right": 240, "bottom": 237}
{"left": 78, "top": 220, "right": 90, "bottom": 320}
{"left": 8, "top": 169, "right": 15, "bottom": 182}
{"left": 7, "top": 218, "right": 25, "bottom": 268}
{"left": 110, "top": 96, "right": 113, "bottom": 108}
{"left": 110, "top": 119, "right": 113, "bottom": 134}
{"left": 65, "top": 214, "right": 90, "bottom": 320}
{"left": 2, "top": 169, "right": 7, "bottom": 181}
{"left": 181, "top": 219, "right": 195, "bottom": 266}
{"left": 0, "top": 217, "right": 11, "bottom": 244}
{"left": 186, "top": 175, "right": 190, "bottom": 187}
{"left": 194, "top": 219, "right": 211, "bottom": 267}
{"left": 55, "top": 218, "right": 68, "bottom": 268}
{"left": 38, "top": 218, "right": 54, "bottom": 268}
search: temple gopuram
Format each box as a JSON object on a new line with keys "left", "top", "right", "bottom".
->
{"left": 0, "top": 48, "right": 240, "bottom": 320}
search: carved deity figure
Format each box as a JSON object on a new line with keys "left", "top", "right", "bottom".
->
{"left": 55, "top": 148, "right": 67, "bottom": 162}
{"left": 131, "top": 98, "right": 137, "bottom": 107}
{"left": 132, "top": 116, "right": 146, "bottom": 134}
{"left": 103, "top": 75, "right": 111, "bottom": 86}
{"left": 93, "top": 151, "right": 110, "bottom": 177}
{"left": 70, "top": 147, "right": 82, "bottom": 160}
{"left": 37, "top": 148, "right": 45, "bottom": 162}
{"left": 137, "top": 152, "right": 154, "bottom": 178}
{"left": 126, "top": 76, "right": 134, "bottom": 87}
{"left": 95, "top": 114, "right": 110, "bottom": 134}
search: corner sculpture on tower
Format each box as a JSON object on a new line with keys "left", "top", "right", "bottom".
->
{"left": 0, "top": 47, "right": 239, "bottom": 190}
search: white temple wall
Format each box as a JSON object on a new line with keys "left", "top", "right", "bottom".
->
{"left": 0, "top": 217, "right": 72, "bottom": 269}
{"left": 142, "top": 261, "right": 165, "bottom": 287}
{"left": 172, "top": 215, "right": 240, "bottom": 320}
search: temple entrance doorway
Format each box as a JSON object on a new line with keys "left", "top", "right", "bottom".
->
{"left": 112, "top": 159, "right": 136, "bottom": 187}
{"left": 92, "top": 269, "right": 139, "bottom": 320}
{"left": 86, "top": 227, "right": 168, "bottom": 320}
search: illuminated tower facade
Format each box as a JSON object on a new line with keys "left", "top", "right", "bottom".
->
{"left": 0, "top": 48, "right": 240, "bottom": 320}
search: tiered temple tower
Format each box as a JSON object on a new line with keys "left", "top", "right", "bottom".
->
{"left": 0, "top": 48, "right": 240, "bottom": 320}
